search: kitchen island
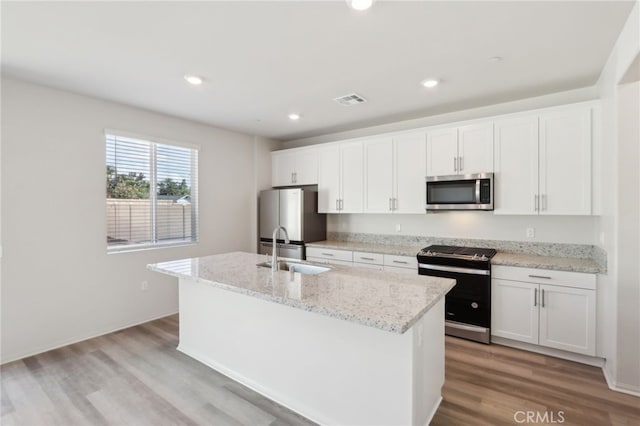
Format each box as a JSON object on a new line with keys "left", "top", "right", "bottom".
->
{"left": 148, "top": 252, "right": 454, "bottom": 426}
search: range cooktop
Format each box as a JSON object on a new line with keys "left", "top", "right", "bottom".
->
{"left": 417, "top": 245, "right": 497, "bottom": 262}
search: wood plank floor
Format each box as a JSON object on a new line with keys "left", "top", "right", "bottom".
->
{"left": 432, "top": 336, "right": 640, "bottom": 426}
{"left": 2, "top": 315, "right": 638, "bottom": 425}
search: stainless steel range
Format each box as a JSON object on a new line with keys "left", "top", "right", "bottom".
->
{"left": 417, "top": 245, "right": 497, "bottom": 344}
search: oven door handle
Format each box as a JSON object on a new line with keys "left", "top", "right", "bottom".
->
{"left": 419, "top": 263, "right": 490, "bottom": 276}
{"left": 445, "top": 321, "right": 489, "bottom": 333}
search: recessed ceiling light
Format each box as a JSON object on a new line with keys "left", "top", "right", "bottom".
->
{"left": 184, "top": 74, "right": 203, "bottom": 85}
{"left": 421, "top": 79, "right": 439, "bottom": 88}
{"left": 288, "top": 113, "right": 301, "bottom": 121}
{"left": 347, "top": 0, "right": 374, "bottom": 11}
{"left": 489, "top": 56, "right": 503, "bottom": 62}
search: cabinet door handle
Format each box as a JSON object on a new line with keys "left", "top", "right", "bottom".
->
{"left": 542, "top": 194, "right": 547, "bottom": 211}
{"left": 453, "top": 157, "right": 458, "bottom": 172}
{"left": 392, "top": 260, "right": 408, "bottom": 264}
{"left": 393, "top": 198, "right": 398, "bottom": 210}
{"left": 321, "top": 253, "right": 334, "bottom": 257}
{"left": 360, "top": 257, "right": 375, "bottom": 261}
{"left": 340, "top": 199, "right": 344, "bottom": 210}
{"left": 389, "top": 198, "right": 393, "bottom": 211}
{"left": 335, "top": 199, "right": 339, "bottom": 211}
{"left": 541, "top": 289, "right": 545, "bottom": 308}
{"left": 528, "top": 274, "right": 551, "bottom": 279}
{"left": 534, "top": 288, "right": 538, "bottom": 307}
{"left": 534, "top": 194, "right": 539, "bottom": 212}
{"left": 459, "top": 156, "right": 463, "bottom": 172}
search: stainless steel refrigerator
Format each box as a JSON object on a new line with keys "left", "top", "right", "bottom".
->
{"left": 258, "top": 188, "right": 326, "bottom": 260}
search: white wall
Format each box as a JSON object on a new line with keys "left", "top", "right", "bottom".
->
{"left": 251, "top": 136, "right": 283, "bottom": 251}
{"left": 0, "top": 78, "right": 271, "bottom": 363}
{"left": 616, "top": 79, "right": 640, "bottom": 393}
{"left": 328, "top": 214, "right": 597, "bottom": 245}
{"left": 596, "top": 0, "right": 640, "bottom": 394}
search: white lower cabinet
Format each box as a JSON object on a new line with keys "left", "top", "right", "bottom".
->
{"left": 538, "top": 284, "right": 596, "bottom": 355}
{"left": 491, "top": 265, "right": 596, "bottom": 356}
{"left": 491, "top": 279, "right": 539, "bottom": 344}
{"left": 306, "top": 247, "right": 353, "bottom": 266}
{"left": 353, "top": 251, "right": 384, "bottom": 270}
{"left": 306, "top": 248, "right": 417, "bottom": 273}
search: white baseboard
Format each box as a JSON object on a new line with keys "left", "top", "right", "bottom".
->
{"left": 423, "top": 396, "right": 443, "bottom": 426}
{"left": 494, "top": 338, "right": 640, "bottom": 398}
{"left": 602, "top": 364, "right": 640, "bottom": 397}
{"left": 491, "top": 337, "right": 605, "bottom": 367}
{"left": 1, "top": 310, "right": 178, "bottom": 365}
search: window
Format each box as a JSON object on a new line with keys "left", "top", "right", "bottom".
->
{"left": 106, "top": 132, "right": 198, "bottom": 252}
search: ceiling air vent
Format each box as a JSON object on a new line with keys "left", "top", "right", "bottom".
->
{"left": 333, "top": 93, "right": 367, "bottom": 106}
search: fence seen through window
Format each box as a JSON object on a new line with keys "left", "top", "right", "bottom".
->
{"left": 106, "top": 133, "right": 198, "bottom": 251}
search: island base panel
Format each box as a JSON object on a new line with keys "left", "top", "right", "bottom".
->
{"left": 177, "top": 278, "right": 445, "bottom": 426}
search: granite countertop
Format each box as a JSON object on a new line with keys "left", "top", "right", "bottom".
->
{"left": 306, "top": 240, "right": 604, "bottom": 274}
{"left": 491, "top": 252, "right": 601, "bottom": 274}
{"left": 148, "top": 252, "right": 455, "bottom": 334}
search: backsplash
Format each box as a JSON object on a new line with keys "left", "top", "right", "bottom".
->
{"left": 327, "top": 231, "right": 607, "bottom": 272}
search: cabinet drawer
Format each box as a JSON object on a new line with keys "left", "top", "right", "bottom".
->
{"left": 492, "top": 265, "right": 596, "bottom": 290}
{"left": 353, "top": 251, "right": 384, "bottom": 265}
{"left": 306, "top": 257, "right": 352, "bottom": 267}
{"left": 306, "top": 247, "right": 353, "bottom": 262}
{"left": 383, "top": 254, "right": 418, "bottom": 270}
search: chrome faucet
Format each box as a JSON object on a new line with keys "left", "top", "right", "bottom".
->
{"left": 272, "top": 226, "right": 290, "bottom": 271}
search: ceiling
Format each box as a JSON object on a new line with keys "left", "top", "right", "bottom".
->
{"left": 1, "top": 1, "right": 635, "bottom": 141}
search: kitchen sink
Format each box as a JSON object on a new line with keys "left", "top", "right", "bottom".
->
{"left": 256, "top": 260, "right": 330, "bottom": 275}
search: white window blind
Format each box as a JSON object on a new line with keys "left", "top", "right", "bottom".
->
{"left": 106, "top": 133, "right": 198, "bottom": 251}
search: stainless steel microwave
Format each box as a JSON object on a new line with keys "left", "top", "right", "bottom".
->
{"left": 425, "top": 173, "right": 494, "bottom": 211}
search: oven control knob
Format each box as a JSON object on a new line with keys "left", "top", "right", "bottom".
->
{"left": 480, "top": 255, "right": 488, "bottom": 261}
{"left": 472, "top": 254, "right": 479, "bottom": 260}
{"left": 471, "top": 302, "right": 479, "bottom": 309}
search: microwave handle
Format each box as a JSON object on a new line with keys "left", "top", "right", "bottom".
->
{"left": 475, "top": 179, "right": 481, "bottom": 203}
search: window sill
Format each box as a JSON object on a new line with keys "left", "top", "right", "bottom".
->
{"left": 107, "top": 240, "right": 198, "bottom": 255}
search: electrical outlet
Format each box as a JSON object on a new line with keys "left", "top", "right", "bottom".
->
{"left": 141, "top": 281, "right": 149, "bottom": 291}
{"left": 526, "top": 227, "right": 535, "bottom": 238}
{"left": 396, "top": 223, "right": 402, "bottom": 233}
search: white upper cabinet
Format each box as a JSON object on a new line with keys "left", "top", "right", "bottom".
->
{"left": 494, "top": 116, "right": 539, "bottom": 215}
{"left": 494, "top": 104, "right": 592, "bottom": 215}
{"left": 340, "top": 142, "right": 364, "bottom": 213}
{"left": 271, "top": 147, "right": 318, "bottom": 187}
{"left": 426, "top": 123, "right": 493, "bottom": 176}
{"left": 317, "top": 145, "right": 341, "bottom": 213}
{"left": 272, "top": 151, "right": 296, "bottom": 187}
{"left": 458, "top": 123, "right": 495, "bottom": 174}
{"left": 394, "top": 132, "right": 427, "bottom": 213}
{"left": 363, "top": 132, "right": 426, "bottom": 214}
{"left": 426, "top": 128, "right": 458, "bottom": 176}
{"left": 539, "top": 108, "right": 592, "bottom": 215}
{"left": 272, "top": 101, "right": 595, "bottom": 217}
{"left": 318, "top": 142, "right": 363, "bottom": 213}
{"left": 363, "top": 138, "right": 394, "bottom": 213}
